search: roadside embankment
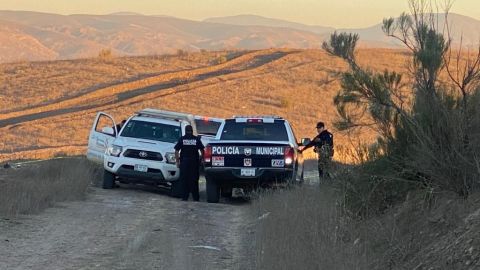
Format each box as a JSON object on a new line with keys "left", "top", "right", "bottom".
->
{"left": 0, "top": 157, "right": 101, "bottom": 216}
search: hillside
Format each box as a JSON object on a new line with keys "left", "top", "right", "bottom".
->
{"left": 204, "top": 14, "right": 334, "bottom": 34}
{"left": 1, "top": 11, "right": 479, "bottom": 62}
{"left": 0, "top": 48, "right": 412, "bottom": 162}
{"left": 0, "top": 19, "right": 58, "bottom": 62}
{"left": 338, "top": 13, "right": 480, "bottom": 48}
{"left": 0, "top": 11, "right": 325, "bottom": 62}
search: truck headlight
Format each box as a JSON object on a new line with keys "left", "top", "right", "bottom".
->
{"left": 165, "top": 152, "right": 176, "bottom": 164}
{"left": 108, "top": 145, "right": 123, "bottom": 157}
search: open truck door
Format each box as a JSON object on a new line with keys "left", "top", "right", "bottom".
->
{"left": 86, "top": 112, "right": 117, "bottom": 164}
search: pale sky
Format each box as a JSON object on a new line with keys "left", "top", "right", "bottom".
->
{"left": 1, "top": 0, "right": 479, "bottom": 28}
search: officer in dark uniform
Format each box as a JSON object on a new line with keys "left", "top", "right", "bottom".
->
{"left": 113, "top": 119, "right": 127, "bottom": 136}
{"left": 174, "top": 125, "right": 205, "bottom": 201}
{"left": 300, "top": 121, "right": 334, "bottom": 179}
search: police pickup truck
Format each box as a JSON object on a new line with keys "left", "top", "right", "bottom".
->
{"left": 86, "top": 109, "right": 223, "bottom": 196}
{"left": 203, "top": 116, "right": 306, "bottom": 203}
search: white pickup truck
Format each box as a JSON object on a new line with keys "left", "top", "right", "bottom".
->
{"left": 86, "top": 108, "right": 223, "bottom": 196}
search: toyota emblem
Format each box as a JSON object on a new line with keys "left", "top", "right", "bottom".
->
{"left": 139, "top": 151, "right": 148, "bottom": 158}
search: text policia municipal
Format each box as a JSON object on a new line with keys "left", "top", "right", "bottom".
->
{"left": 211, "top": 146, "right": 284, "bottom": 155}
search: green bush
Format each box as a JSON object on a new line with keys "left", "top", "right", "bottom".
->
{"left": 338, "top": 156, "right": 421, "bottom": 216}
{"left": 324, "top": 1, "right": 480, "bottom": 216}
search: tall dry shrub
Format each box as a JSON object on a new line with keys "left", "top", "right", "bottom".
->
{"left": 323, "top": 0, "right": 480, "bottom": 215}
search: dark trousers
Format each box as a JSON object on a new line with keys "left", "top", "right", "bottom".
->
{"left": 180, "top": 159, "right": 200, "bottom": 201}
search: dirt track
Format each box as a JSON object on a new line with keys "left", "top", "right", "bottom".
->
{"left": 0, "top": 50, "right": 293, "bottom": 129}
{"left": 0, "top": 182, "right": 256, "bottom": 270}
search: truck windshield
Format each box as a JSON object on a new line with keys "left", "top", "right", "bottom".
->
{"left": 195, "top": 119, "right": 222, "bottom": 136}
{"left": 220, "top": 121, "right": 289, "bottom": 141}
{"left": 120, "top": 120, "right": 181, "bottom": 143}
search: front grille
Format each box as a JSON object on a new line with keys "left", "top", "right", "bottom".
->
{"left": 123, "top": 149, "right": 163, "bottom": 161}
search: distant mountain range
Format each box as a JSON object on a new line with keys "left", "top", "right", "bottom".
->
{"left": 209, "top": 14, "right": 480, "bottom": 48}
{"left": 0, "top": 11, "right": 479, "bottom": 62}
{"left": 204, "top": 14, "right": 335, "bottom": 34}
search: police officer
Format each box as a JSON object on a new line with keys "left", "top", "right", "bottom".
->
{"left": 174, "top": 125, "right": 205, "bottom": 201}
{"left": 113, "top": 119, "right": 127, "bottom": 136}
{"left": 300, "top": 121, "right": 334, "bottom": 180}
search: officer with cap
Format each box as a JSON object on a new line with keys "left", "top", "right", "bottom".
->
{"left": 174, "top": 125, "right": 205, "bottom": 201}
{"left": 300, "top": 121, "right": 334, "bottom": 180}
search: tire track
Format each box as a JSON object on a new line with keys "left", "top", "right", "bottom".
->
{"left": 0, "top": 50, "right": 294, "bottom": 129}
{"left": 9, "top": 49, "right": 303, "bottom": 129}
{"left": 0, "top": 52, "right": 250, "bottom": 115}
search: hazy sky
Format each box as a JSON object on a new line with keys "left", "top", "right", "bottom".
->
{"left": 1, "top": 0, "right": 480, "bottom": 28}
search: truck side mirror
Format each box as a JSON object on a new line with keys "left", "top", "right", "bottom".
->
{"left": 102, "top": 126, "right": 115, "bottom": 136}
{"left": 301, "top": 138, "right": 311, "bottom": 146}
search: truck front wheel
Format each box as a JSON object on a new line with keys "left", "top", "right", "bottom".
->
{"left": 103, "top": 170, "right": 115, "bottom": 189}
{"left": 170, "top": 180, "right": 182, "bottom": 198}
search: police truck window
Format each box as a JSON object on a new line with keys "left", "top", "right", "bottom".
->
{"left": 220, "top": 120, "right": 289, "bottom": 141}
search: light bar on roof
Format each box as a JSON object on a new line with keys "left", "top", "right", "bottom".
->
{"left": 194, "top": 115, "right": 224, "bottom": 122}
{"left": 235, "top": 117, "right": 276, "bottom": 123}
{"left": 233, "top": 115, "right": 282, "bottom": 119}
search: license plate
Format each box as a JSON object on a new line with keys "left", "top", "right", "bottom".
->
{"left": 212, "top": 156, "right": 225, "bottom": 167}
{"left": 134, "top": 164, "right": 148, "bottom": 172}
{"left": 240, "top": 168, "right": 256, "bottom": 177}
{"left": 271, "top": 159, "right": 285, "bottom": 167}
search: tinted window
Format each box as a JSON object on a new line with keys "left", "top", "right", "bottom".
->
{"left": 120, "top": 120, "right": 181, "bottom": 143}
{"left": 195, "top": 119, "right": 222, "bottom": 136}
{"left": 220, "top": 120, "right": 288, "bottom": 141}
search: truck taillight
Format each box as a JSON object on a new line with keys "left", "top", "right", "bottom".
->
{"left": 204, "top": 146, "right": 212, "bottom": 163}
{"left": 284, "top": 146, "right": 294, "bottom": 165}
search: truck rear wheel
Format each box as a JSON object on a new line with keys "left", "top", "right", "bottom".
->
{"left": 206, "top": 177, "right": 220, "bottom": 203}
{"left": 103, "top": 170, "right": 115, "bottom": 189}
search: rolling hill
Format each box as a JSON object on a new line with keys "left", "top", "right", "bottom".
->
{"left": 0, "top": 11, "right": 325, "bottom": 62}
{"left": 337, "top": 13, "right": 480, "bottom": 48}
{"left": 204, "top": 14, "right": 334, "bottom": 34}
{"left": 0, "top": 11, "right": 479, "bottom": 62}
{"left": 0, "top": 48, "right": 411, "bottom": 162}
{"left": 209, "top": 13, "right": 480, "bottom": 48}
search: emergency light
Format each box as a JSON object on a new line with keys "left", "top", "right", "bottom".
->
{"left": 204, "top": 146, "right": 212, "bottom": 163}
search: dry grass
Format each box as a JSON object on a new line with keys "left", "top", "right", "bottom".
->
{"left": 0, "top": 48, "right": 414, "bottom": 162}
{"left": 0, "top": 157, "right": 101, "bottom": 216}
{"left": 0, "top": 51, "right": 234, "bottom": 113}
{"left": 251, "top": 186, "right": 366, "bottom": 270}
{"left": 251, "top": 184, "right": 480, "bottom": 270}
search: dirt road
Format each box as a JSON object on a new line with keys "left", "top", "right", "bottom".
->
{"left": 0, "top": 183, "right": 256, "bottom": 270}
